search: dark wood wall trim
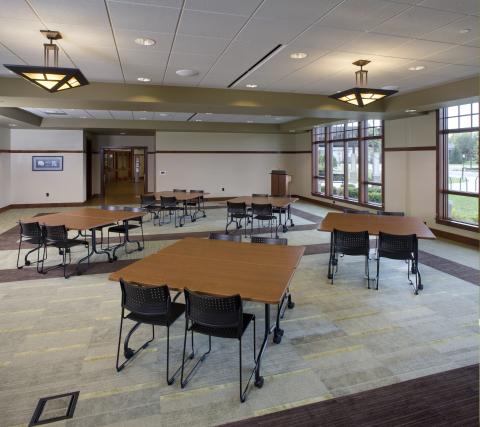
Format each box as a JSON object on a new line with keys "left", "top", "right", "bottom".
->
{"left": 0, "top": 149, "right": 85, "bottom": 154}
{"left": 384, "top": 146, "right": 436, "bottom": 152}
{"left": 0, "top": 205, "right": 12, "bottom": 213}
{"left": 155, "top": 150, "right": 311, "bottom": 154}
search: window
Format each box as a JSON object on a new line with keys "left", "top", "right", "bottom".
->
{"left": 312, "top": 120, "right": 384, "bottom": 207}
{"left": 438, "top": 102, "right": 479, "bottom": 229}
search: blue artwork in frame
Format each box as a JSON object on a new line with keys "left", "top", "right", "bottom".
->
{"left": 32, "top": 156, "right": 64, "bottom": 171}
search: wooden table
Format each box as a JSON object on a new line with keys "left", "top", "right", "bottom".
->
{"left": 22, "top": 208, "right": 146, "bottom": 273}
{"left": 110, "top": 237, "right": 305, "bottom": 388}
{"left": 228, "top": 196, "right": 299, "bottom": 233}
{"left": 318, "top": 212, "right": 436, "bottom": 290}
{"left": 152, "top": 191, "right": 210, "bottom": 226}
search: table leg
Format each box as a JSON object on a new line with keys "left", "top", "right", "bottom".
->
{"left": 77, "top": 228, "right": 113, "bottom": 274}
{"left": 287, "top": 205, "right": 294, "bottom": 227}
{"left": 112, "top": 221, "right": 142, "bottom": 258}
{"left": 327, "top": 232, "right": 334, "bottom": 280}
{"left": 254, "top": 304, "right": 270, "bottom": 388}
{"left": 273, "top": 299, "right": 285, "bottom": 344}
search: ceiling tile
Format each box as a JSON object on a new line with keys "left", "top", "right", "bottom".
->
{"left": 178, "top": 10, "right": 248, "bottom": 38}
{"left": 185, "top": 0, "right": 262, "bottom": 16}
{"left": 172, "top": 34, "right": 230, "bottom": 56}
{"left": 110, "top": 110, "right": 134, "bottom": 120}
{"left": 254, "top": 0, "right": 343, "bottom": 23}
{"left": 423, "top": 45, "right": 480, "bottom": 66}
{"left": 421, "top": 15, "right": 480, "bottom": 44}
{"left": 108, "top": 1, "right": 181, "bottom": 32}
{"left": 372, "top": 6, "right": 464, "bottom": 38}
{"left": 108, "top": 0, "right": 183, "bottom": 7}
{"left": 30, "top": 0, "right": 109, "bottom": 26}
{"left": 418, "top": 0, "right": 480, "bottom": 16}
{"left": 339, "top": 32, "right": 410, "bottom": 56}
{"left": 113, "top": 29, "right": 174, "bottom": 52}
{"left": 319, "top": 0, "right": 410, "bottom": 32}
{"left": 386, "top": 39, "right": 455, "bottom": 59}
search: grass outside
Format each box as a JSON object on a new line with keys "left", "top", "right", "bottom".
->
{"left": 449, "top": 194, "right": 479, "bottom": 225}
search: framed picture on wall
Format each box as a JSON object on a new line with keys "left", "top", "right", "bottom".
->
{"left": 32, "top": 156, "right": 64, "bottom": 171}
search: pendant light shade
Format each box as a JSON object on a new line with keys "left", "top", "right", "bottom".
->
{"left": 329, "top": 60, "right": 397, "bottom": 107}
{"left": 4, "top": 30, "right": 89, "bottom": 93}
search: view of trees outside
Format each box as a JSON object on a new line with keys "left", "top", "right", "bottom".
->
{"left": 347, "top": 141, "right": 359, "bottom": 200}
{"left": 332, "top": 142, "right": 344, "bottom": 196}
{"left": 443, "top": 102, "right": 479, "bottom": 225}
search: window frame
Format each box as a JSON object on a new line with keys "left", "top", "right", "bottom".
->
{"left": 311, "top": 120, "right": 385, "bottom": 209}
{"left": 436, "top": 107, "right": 479, "bottom": 231}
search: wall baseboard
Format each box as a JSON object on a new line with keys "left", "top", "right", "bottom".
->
{"left": 6, "top": 202, "right": 88, "bottom": 209}
{"left": 0, "top": 205, "right": 12, "bottom": 213}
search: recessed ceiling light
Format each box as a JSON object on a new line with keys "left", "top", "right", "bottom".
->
{"left": 9, "top": 123, "right": 17, "bottom": 127}
{"left": 289, "top": 130, "right": 295, "bottom": 133}
{"left": 245, "top": 84, "right": 258, "bottom": 88}
{"left": 459, "top": 28, "right": 471, "bottom": 34}
{"left": 205, "top": 112, "right": 213, "bottom": 115}
{"left": 176, "top": 69, "right": 198, "bottom": 77}
{"left": 137, "top": 77, "right": 151, "bottom": 82}
{"left": 81, "top": 116, "right": 88, "bottom": 119}
{"left": 290, "top": 52, "right": 308, "bottom": 59}
{"left": 246, "top": 120, "right": 253, "bottom": 123}
{"left": 134, "top": 37, "right": 156, "bottom": 46}
{"left": 139, "top": 117, "right": 147, "bottom": 120}
{"left": 194, "top": 119, "right": 202, "bottom": 122}
{"left": 408, "top": 65, "right": 425, "bottom": 71}
{"left": 274, "top": 117, "right": 282, "bottom": 120}
{"left": 405, "top": 109, "right": 417, "bottom": 113}
{"left": 120, "top": 132, "right": 126, "bottom": 135}
{"left": 381, "top": 85, "right": 399, "bottom": 90}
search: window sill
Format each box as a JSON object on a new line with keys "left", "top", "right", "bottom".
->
{"left": 436, "top": 218, "right": 479, "bottom": 232}
{"left": 311, "top": 192, "right": 384, "bottom": 210}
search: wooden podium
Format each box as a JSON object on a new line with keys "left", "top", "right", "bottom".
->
{"left": 270, "top": 170, "right": 292, "bottom": 197}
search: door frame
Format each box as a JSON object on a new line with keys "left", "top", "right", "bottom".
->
{"left": 100, "top": 146, "right": 148, "bottom": 196}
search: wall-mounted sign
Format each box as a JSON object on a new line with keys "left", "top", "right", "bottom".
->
{"left": 32, "top": 156, "right": 64, "bottom": 171}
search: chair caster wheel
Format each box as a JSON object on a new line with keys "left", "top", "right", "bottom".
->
{"left": 167, "top": 378, "right": 175, "bottom": 385}
{"left": 273, "top": 334, "right": 282, "bottom": 344}
{"left": 254, "top": 376, "right": 264, "bottom": 388}
{"left": 287, "top": 301, "right": 295, "bottom": 309}
{"left": 180, "top": 224, "right": 184, "bottom": 227}
{"left": 17, "top": 266, "right": 23, "bottom": 269}
{"left": 25, "top": 260, "right": 31, "bottom": 266}
{"left": 112, "top": 256, "right": 118, "bottom": 262}
{"left": 124, "top": 348, "right": 135, "bottom": 359}
{"left": 240, "top": 396, "right": 246, "bottom": 403}
{"left": 192, "top": 219, "right": 196, "bottom": 222}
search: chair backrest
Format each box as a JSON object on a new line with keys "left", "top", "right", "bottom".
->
{"left": 119, "top": 279, "right": 171, "bottom": 316}
{"left": 333, "top": 229, "right": 370, "bottom": 255}
{"left": 100, "top": 205, "right": 124, "bottom": 211}
{"left": 19, "top": 221, "right": 42, "bottom": 239}
{"left": 227, "top": 201, "right": 246, "bottom": 215}
{"left": 252, "top": 193, "right": 269, "bottom": 197}
{"left": 378, "top": 232, "right": 417, "bottom": 260}
{"left": 173, "top": 189, "right": 187, "bottom": 192}
{"left": 252, "top": 203, "right": 273, "bottom": 216}
{"left": 184, "top": 288, "right": 243, "bottom": 337}
{"left": 377, "top": 211, "right": 405, "bottom": 216}
{"left": 343, "top": 208, "right": 370, "bottom": 214}
{"left": 190, "top": 190, "right": 204, "bottom": 194}
{"left": 43, "top": 225, "right": 68, "bottom": 243}
{"left": 160, "top": 196, "right": 177, "bottom": 208}
{"left": 209, "top": 233, "right": 241, "bottom": 242}
{"left": 140, "top": 194, "right": 155, "bottom": 206}
{"left": 251, "top": 236, "right": 287, "bottom": 245}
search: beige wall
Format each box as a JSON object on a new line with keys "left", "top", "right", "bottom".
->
{"left": 92, "top": 135, "right": 155, "bottom": 194}
{"left": 0, "top": 128, "right": 11, "bottom": 208}
{"left": 155, "top": 131, "right": 304, "bottom": 197}
{"left": 9, "top": 129, "right": 86, "bottom": 204}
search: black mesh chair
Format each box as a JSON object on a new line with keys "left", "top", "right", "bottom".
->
{"left": 107, "top": 207, "right": 145, "bottom": 253}
{"left": 188, "top": 190, "right": 206, "bottom": 219}
{"left": 96, "top": 205, "right": 123, "bottom": 248}
{"left": 209, "top": 232, "right": 241, "bottom": 242}
{"left": 252, "top": 193, "right": 268, "bottom": 197}
{"left": 251, "top": 203, "right": 278, "bottom": 238}
{"left": 116, "top": 279, "right": 191, "bottom": 383}
{"left": 226, "top": 202, "right": 249, "bottom": 236}
{"left": 173, "top": 189, "right": 187, "bottom": 192}
{"left": 251, "top": 236, "right": 292, "bottom": 344}
{"left": 160, "top": 196, "right": 181, "bottom": 227}
{"left": 16, "top": 221, "right": 44, "bottom": 272}
{"left": 140, "top": 194, "right": 162, "bottom": 224}
{"left": 42, "top": 225, "right": 89, "bottom": 278}
{"left": 376, "top": 232, "right": 420, "bottom": 294}
{"left": 377, "top": 211, "right": 405, "bottom": 216}
{"left": 180, "top": 289, "right": 256, "bottom": 402}
{"left": 331, "top": 229, "right": 371, "bottom": 287}
{"left": 343, "top": 208, "right": 370, "bottom": 214}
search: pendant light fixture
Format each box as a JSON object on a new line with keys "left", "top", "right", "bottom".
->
{"left": 329, "top": 60, "right": 397, "bottom": 107}
{"left": 4, "top": 30, "right": 88, "bottom": 93}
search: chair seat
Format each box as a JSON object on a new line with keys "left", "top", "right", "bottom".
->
{"left": 272, "top": 207, "right": 285, "bottom": 213}
{"left": 49, "top": 239, "right": 88, "bottom": 249}
{"left": 108, "top": 224, "right": 140, "bottom": 233}
{"left": 93, "top": 223, "right": 114, "bottom": 230}
{"left": 379, "top": 250, "right": 414, "bottom": 260}
{"left": 126, "top": 302, "right": 185, "bottom": 327}
{"left": 231, "top": 213, "right": 249, "bottom": 219}
{"left": 23, "top": 237, "right": 44, "bottom": 245}
{"left": 338, "top": 248, "right": 369, "bottom": 256}
{"left": 254, "top": 215, "right": 276, "bottom": 221}
{"left": 190, "top": 313, "right": 254, "bottom": 339}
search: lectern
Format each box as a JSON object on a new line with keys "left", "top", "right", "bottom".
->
{"left": 270, "top": 170, "right": 292, "bottom": 196}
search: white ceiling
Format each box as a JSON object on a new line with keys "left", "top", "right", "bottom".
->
{"left": 21, "top": 108, "right": 298, "bottom": 123}
{"left": 0, "top": 0, "right": 478, "bottom": 96}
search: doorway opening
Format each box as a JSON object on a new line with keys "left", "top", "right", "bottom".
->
{"left": 100, "top": 147, "right": 148, "bottom": 204}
